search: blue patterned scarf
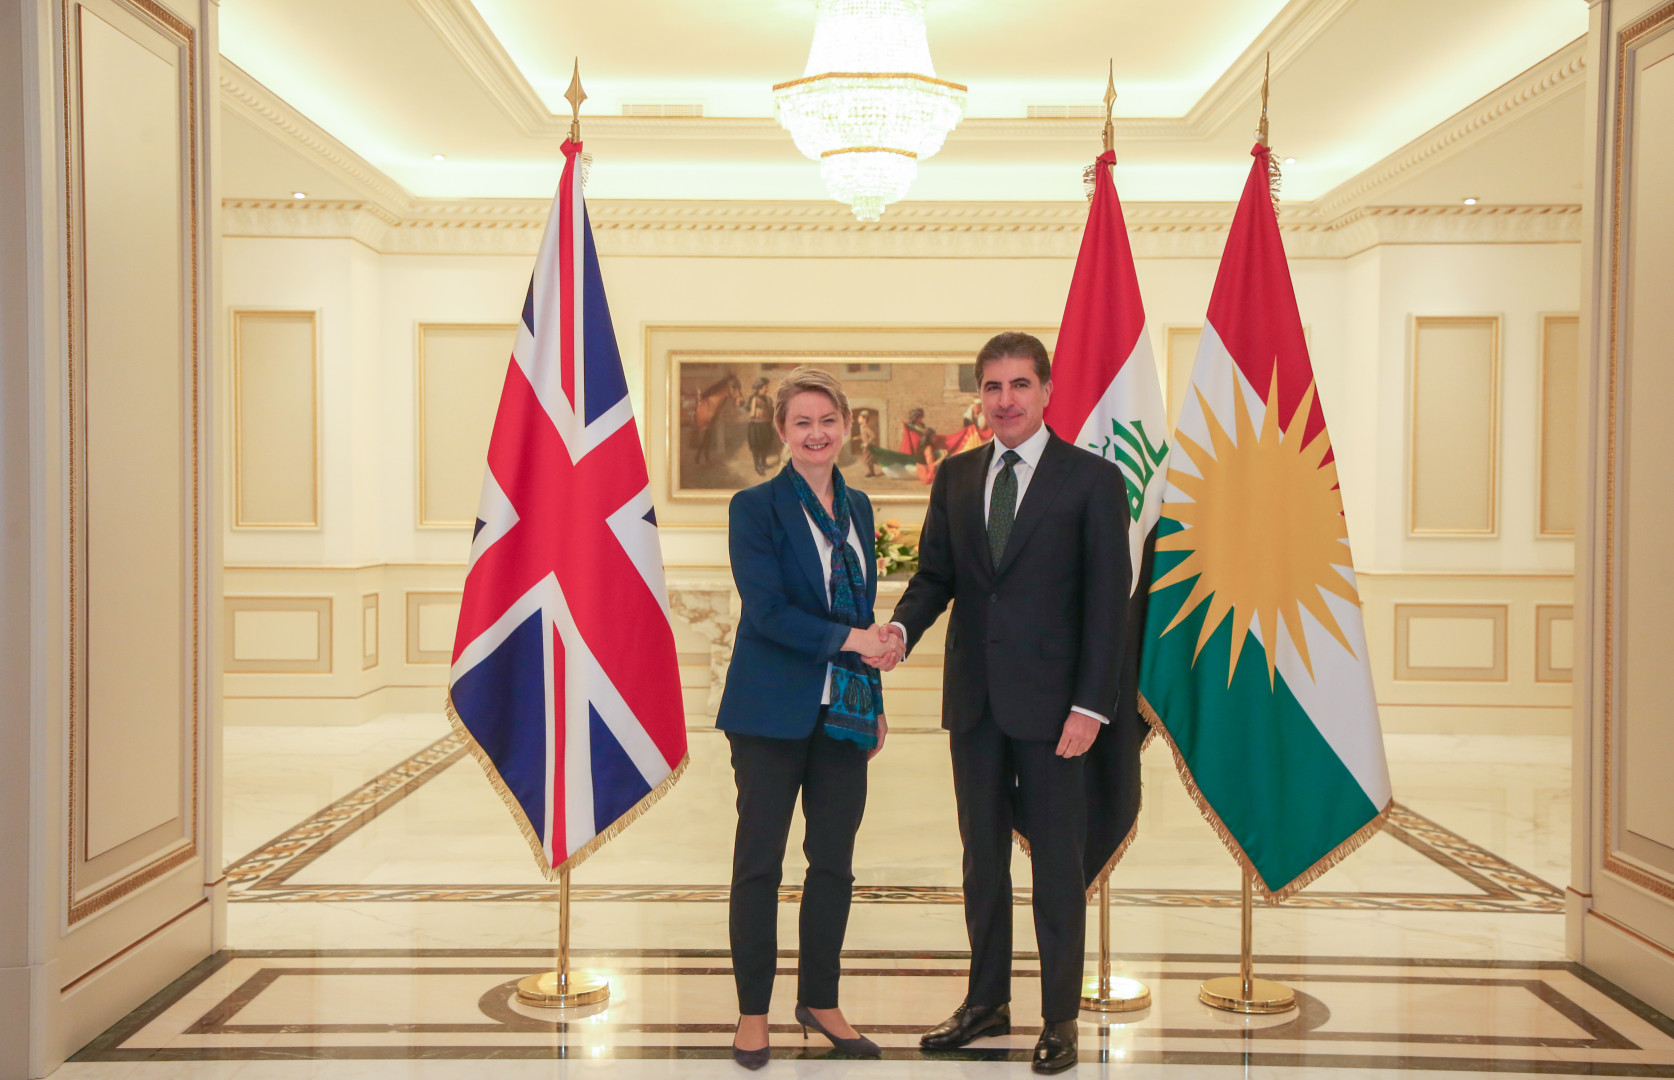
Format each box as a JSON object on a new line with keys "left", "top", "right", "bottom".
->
{"left": 788, "top": 465, "right": 883, "bottom": 750}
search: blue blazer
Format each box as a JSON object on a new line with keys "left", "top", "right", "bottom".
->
{"left": 716, "top": 468, "right": 879, "bottom": 739}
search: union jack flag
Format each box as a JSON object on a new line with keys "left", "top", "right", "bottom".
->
{"left": 447, "top": 140, "right": 687, "bottom": 878}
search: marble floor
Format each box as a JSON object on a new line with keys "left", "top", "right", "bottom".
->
{"left": 63, "top": 715, "right": 1674, "bottom": 1077}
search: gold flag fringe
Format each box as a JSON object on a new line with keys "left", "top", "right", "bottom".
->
{"left": 445, "top": 692, "right": 690, "bottom": 883}
{"left": 1082, "top": 723, "right": 1158, "bottom": 902}
{"left": 1137, "top": 692, "right": 1388, "bottom": 904}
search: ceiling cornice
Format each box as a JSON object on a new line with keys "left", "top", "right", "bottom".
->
{"left": 222, "top": 197, "right": 1578, "bottom": 259}
{"left": 405, "top": 0, "right": 559, "bottom": 136}
{"left": 220, "top": 60, "right": 412, "bottom": 209}
{"left": 1179, "top": 0, "right": 1359, "bottom": 137}
{"left": 405, "top": 0, "right": 1355, "bottom": 142}
{"left": 1313, "top": 37, "right": 1586, "bottom": 216}
{"left": 218, "top": 43, "right": 1582, "bottom": 259}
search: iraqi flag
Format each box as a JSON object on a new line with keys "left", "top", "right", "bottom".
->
{"left": 1039, "top": 149, "right": 1169, "bottom": 893}
{"left": 447, "top": 140, "right": 688, "bottom": 879}
{"left": 1137, "top": 143, "right": 1390, "bottom": 901}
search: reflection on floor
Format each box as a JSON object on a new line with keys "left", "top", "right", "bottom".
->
{"left": 65, "top": 714, "right": 1674, "bottom": 1076}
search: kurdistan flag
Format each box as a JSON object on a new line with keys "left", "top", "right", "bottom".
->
{"left": 1137, "top": 142, "right": 1391, "bottom": 901}
{"left": 1040, "top": 148, "right": 1169, "bottom": 892}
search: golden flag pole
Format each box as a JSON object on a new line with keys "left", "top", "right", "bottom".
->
{"left": 514, "top": 60, "right": 610, "bottom": 1011}
{"left": 1196, "top": 56, "right": 1294, "bottom": 1015}
{"left": 1078, "top": 61, "right": 1150, "bottom": 1016}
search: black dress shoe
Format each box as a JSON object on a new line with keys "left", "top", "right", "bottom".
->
{"left": 1031, "top": 1019, "right": 1078, "bottom": 1074}
{"left": 920, "top": 1001, "right": 1011, "bottom": 1050}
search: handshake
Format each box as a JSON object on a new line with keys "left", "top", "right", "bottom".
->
{"left": 845, "top": 623, "right": 906, "bottom": 671}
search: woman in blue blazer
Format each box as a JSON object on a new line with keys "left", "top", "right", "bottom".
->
{"left": 718, "top": 367, "right": 899, "bottom": 1068}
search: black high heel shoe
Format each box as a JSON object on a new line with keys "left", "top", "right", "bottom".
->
{"left": 795, "top": 1003, "right": 881, "bottom": 1058}
{"left": 732, "top": 1019, "right": 770, "bottom": 1070}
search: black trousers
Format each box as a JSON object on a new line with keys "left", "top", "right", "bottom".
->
{"left": 951, "top": 708, "right": 1088, "bottom": 1022}
{"left": 728, "top": 720, "right": 869, "bottom": 1015}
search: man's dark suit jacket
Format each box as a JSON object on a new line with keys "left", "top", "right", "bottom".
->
{"left": 891, "top": 428, "right": 1130, "bottom": 741}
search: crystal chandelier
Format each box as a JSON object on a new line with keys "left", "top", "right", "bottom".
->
{"left": 773, "top": 0, "right": 966, "bottom": 221}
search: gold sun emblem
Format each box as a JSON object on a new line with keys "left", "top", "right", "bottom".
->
{"left": 1152, "top": 369, "right": 1359, "bottom": 687}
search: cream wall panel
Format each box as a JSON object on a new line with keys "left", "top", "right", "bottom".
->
{"left": 362, "top": 593, "right": 379, "bottom": 669}
{"left": 1538, "top": 314, "right": 1579, "bottom": 536}
{"left": 1164, "top": 326, "right": 1200, "bottom": 431}
{"left": 1410, "top": 316, "right": 1499, "bottom": 536}
{"left": 1363, "top": 245, "right": 1577, "bottom": 573}
{"left": 223, "top": 597, "right": 331, "bottom": 673}
{"left": 220, "top": 238, "right": 380, "bottom": 568}
{"left": 219, "top": 239, "right": 1350, "bottom": 567}
{"left": 1619, "top": 40, "right": 1674, "bottom": 867}
{"left": 233, "top": 310, "right": 317, "bottom": 527}
{"left": 232, "top": 610, "right": 319, "bottom": 662}
{"left": 1360, "top": 573, "right": 1570, "bottom": 733}
{"left": 1404, "top": 614, "right": 1500, "bottom": 672}
{"left": 416, "top": 323, "right": 513, "bottom": 526}
{"left": 222, "top": 564, "right": 463, "bottom": 723}
{"left": 1394, "top": 604, "right": 1507, "bottom": 682}
{"left": 79, "top": 6, "right": 186, "bottom": 862}
{"left": 1536, "top": 604, "right": 1573, "bottom": 683}
{"left": 417, "top": 602, "right": 459, "bottom": 655}
{"left": 406, "top": 591, "right": 461, "bottom": 664}
{"left": 1572, "top": 2, "right": 1674, "bottom": 1005}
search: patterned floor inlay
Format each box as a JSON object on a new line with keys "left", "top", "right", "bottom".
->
{"left": 72, "top": 949, "right": 1674, "bottom": 1074}
{"left": 226, "top": 733, "right": 1562, "bottom": 912}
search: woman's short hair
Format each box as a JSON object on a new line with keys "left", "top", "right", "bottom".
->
{"left": 975, "top": 331, "right": 1052, "bottom": 385}
{"left": 773, "top": 366, "right": 851, "bottom": 431}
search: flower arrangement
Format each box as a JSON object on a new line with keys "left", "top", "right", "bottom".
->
{"left": 875, "top": 519, "right": 920, "bottom": 578}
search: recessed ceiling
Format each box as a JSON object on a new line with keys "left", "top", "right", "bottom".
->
{"left": 217, "top": 0, "right": 1588, "bottom": 204}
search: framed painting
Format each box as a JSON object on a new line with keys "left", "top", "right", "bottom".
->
{"left": 643, "top": 325, "right": 1059, "bottom": 528}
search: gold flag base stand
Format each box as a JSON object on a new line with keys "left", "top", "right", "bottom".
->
{"left": 1198, "top": 974, "right": 1293, "bottom": 1014}
{"left": 516, "top": 970, "right": 610, "bottom": 1008}
{"left": 1079, "top": 880, "right": 1151, "bottom": 1013}
{"left": 1198, "top": 870, "right": 1295, "bottom": 1015}
{"left": 1081, "top": 974, "right": 1151, "bottom": 1013}
{"left": 516, "top": 866, "right": 611, "bottom": 1009}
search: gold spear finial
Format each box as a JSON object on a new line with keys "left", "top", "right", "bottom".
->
{"left": 1257, "top": 52, "right": 1270, "bottom": 148}
{"left": 564, "top": 60, "right": 587, "bottom": 142}
{"left": 1102, "top": 58, "right": 1117, "bottom": 154}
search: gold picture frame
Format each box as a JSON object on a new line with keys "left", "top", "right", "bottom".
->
{"left": 643, "top": 325, "right": 1059, "bottom": 528}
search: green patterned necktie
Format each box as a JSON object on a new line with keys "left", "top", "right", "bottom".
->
{"left": 988, "top": 449, "right": 1022, "bottom": 567}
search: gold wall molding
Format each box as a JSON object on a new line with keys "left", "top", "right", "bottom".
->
{"left": 405, "top": 591, "right": 462, "bottom": 665}
{"left": 1359, "top": 572, "right": 1571, "bottom": 734}
{"left": 362, "top": 593, "right": 380, "bottom": 670}
{"left": 231, "top": 309, "right": 320, "bottom": 529}
{"left": 62, "top": 0, "right": 203, "bottom": 927}
{"left": 1393, "top": 603, "right": 1509, "bottom": 683}
{"left": 1538, "top": 312, "right": 1581, "bottom": 537}
{"left": 1536, "top": 603, "right": 1574, "bottom": 684}
{"left": 223, "top": 596, "right": 333, "bottom": 674}
{"left": 1598, "top": 0, "right": 1674, "bottom": 907}
{"left": 1409, "top": 316, "right": 1501, "bottom": 537}
{"left": 415, "top": 323, "right": 517, "bottom": 527}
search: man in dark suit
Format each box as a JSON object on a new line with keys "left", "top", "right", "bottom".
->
{"left": 884, "top": 332, "right": 1130, "bottom": 1074}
